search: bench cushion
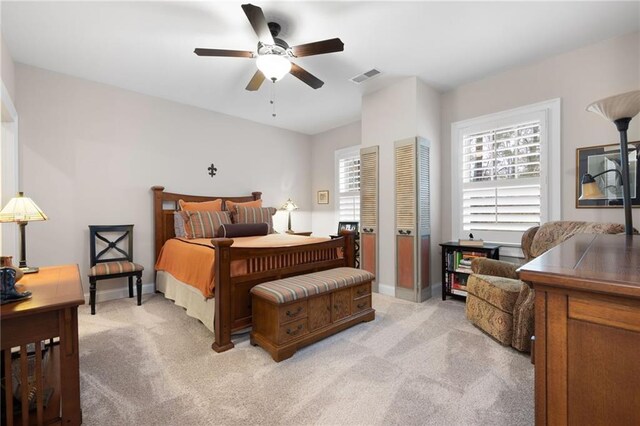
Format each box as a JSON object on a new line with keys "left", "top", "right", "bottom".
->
{"left": 89, "top": 261, "right": 144, "bottom": 277}
{"left": 251, "top": 267, "right": 375, "bottom": 304}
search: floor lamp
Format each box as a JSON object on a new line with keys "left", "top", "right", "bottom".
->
{"left": 586, "top": 90, "right": 640, "bottom": 236}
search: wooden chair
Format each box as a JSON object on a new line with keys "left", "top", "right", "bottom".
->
{"left": 88, "top": 225, "right": 144, "bottom": 315}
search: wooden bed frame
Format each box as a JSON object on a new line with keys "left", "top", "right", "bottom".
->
{"left": 151, "top": 186, "right": 355, "bottom": 352}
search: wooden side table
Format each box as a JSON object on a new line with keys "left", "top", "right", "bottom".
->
{"left": 1, "top": 265, "right": 84, "bottom": 426}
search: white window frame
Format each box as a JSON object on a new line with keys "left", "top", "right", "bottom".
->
{"left": 334, "top": 145, "right": 361, "bottom": 223}
{"left": 451, "top": 98, "right": 561, "bottom": 247}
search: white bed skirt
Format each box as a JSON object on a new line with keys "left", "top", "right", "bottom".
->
{"left": 156, "top": 271, "right": 215, "bottom": 333}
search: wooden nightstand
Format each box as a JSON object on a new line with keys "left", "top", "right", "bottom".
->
{"left": 287, "top": 231, "right": 312, "bottom": 236}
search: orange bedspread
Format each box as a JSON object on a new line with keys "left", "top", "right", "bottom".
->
{"left": 155, "top": 234, "right": 330, "bottom": 298}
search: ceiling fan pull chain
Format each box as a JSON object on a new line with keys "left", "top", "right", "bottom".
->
{"left": 271, "top": 81, "right": 277, "bottom": 118}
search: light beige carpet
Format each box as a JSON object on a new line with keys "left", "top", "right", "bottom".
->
{"left": 78, "top": 293, "right": 533, "bottom": 425}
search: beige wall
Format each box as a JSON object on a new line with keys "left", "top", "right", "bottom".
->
{"left": 16, "top": 64, "right": 312, "bottom": 297}
{"left": 441, "top": 32, "right": 640, "bottom": 240}
{"left": 417, "top": 79, "right": 442, "bottom": 292}
{"left": 310, "top": 121, "right": 361, "bottom": 237}
{"left": 362, "top": 76, "right": 441, "bottom": 295}
{"left": 1, "top": 34, "right": 15, "bottom": 102}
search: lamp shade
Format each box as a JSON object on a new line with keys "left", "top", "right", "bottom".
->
{"left": 0, "top": 192, "right": 48, "bottom": 223}
{"left": 579, "top": 181, "right": 605, "bottom": 200}
{"left": 586, "top": 90, "right": 640, "bottom": 122}
{"left": 280, "top": 198, "right": 299, "bottom": 212}
{"left": 256, "top": 54, "right": 291, "bottom": 81}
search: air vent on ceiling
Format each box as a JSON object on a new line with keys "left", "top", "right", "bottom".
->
{"left": 349, "top": 69, "right": 381, "bottom": 84}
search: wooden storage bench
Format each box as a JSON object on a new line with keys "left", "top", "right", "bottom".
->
{"left": 250, "top": 267, "right": 376, "bottom": 361}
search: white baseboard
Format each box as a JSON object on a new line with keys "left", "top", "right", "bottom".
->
{"left": 376, "top": 281, "right": 444, "bottom": 299}
{"left": 84, "top": 282, "right": 155, "bottom": 305}
{"left": 431, "top": 282, "right": 442, "bottom": 298}
{"left": 376, "top": 282, "right": 395, "bottom": 297}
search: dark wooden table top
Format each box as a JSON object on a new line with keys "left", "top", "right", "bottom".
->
{"left": 518, "top": 234, "right": 640, "bottom": 298}
{"left": 0, "top": 264, "right": 84, "bottom": 320}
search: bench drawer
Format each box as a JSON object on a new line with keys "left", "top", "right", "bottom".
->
{"left": 352, "top": 282, "right": 371, "bottom": 300}
{"left": 352, "top": 295, "right": 371, "bottom": 314}
{"left": 279, "top": 300, "right": 307, "bottom": 324}
{"left": 332, "top": 288, "right": 352, "bottom": 322}
{"left": 278, "top": 318, "right": 308, "bottom": 344}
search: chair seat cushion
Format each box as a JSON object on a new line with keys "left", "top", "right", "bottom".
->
{"left": 89, "top": 261, "right": 144, "bottom": 277}
{"left": 251, "top": 267, "right": 375, "bottom": 304}
{"left": 466, "top": 274, "right": 523, "bottom": 313}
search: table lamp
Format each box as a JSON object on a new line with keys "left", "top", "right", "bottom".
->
{"left": 586, "top": 90, "right": 640, "bottom": 236}
{"left": 280, "top": 198, "right": 298, "bottom": 233}
{"left": 0, "top": 192, "right": 48, "bottom": 273}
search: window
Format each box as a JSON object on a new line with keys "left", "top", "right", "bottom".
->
{"left": 452, "top": 99, "right": 561, "bottom": 245}
{"left": 335, "top": 146, "right": 360, "bottom": 222}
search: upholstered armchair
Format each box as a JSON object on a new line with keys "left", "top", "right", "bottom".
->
{"left": 465, "top": 221, "right": 626, "bottom": 352}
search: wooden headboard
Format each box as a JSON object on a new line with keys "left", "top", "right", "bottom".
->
{"left": 151, "top": 186, "right": 262, "bottom": 262}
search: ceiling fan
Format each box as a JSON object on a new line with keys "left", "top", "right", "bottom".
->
{"left": 194, "top": 3, "right": 344, "bottom": 91}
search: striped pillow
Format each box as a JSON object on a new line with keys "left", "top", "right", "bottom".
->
{"left": 235, "top": 206, "right": 277, "bottom": 233}
{"left": 180, "top": 211, "right": 231, "bottom": 239}
{"left": 174, "top": 212, "right": 188, "bottom": 238}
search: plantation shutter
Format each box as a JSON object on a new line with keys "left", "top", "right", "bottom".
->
{"left": 462, "top": 120, "right": 541, "bottom": 233}
{"left": 337, "top": 148, "right": 360, "bottom": 221}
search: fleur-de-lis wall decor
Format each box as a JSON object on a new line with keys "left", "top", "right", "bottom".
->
{"left": 208, "top": 164, "right": 218, "bottom": 177}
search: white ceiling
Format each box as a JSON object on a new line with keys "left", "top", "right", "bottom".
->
{"left": 2, "top": 1, "right": 639, "bottom": 135}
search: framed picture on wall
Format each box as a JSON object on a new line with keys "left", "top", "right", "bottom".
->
{"left": 576, "top": 141, "right": 640, "bottom": 208}
{"left": 337, "top": 221, "right": 359, "bottom": 234}
{"left": 317, "top": 190, "right": 329, "bottom": 204}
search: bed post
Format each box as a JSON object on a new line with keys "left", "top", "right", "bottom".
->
{"left": 341, "top": 230, "right": 356, "bottom": 268}
{"left": 151, "top": 186, "right": 165, "bottom": 262}
{"left": 211, "top": 237, "right": 235, "bottom": 353}
{"left": 252, "top": 191, "right": 262, "bottom": 201}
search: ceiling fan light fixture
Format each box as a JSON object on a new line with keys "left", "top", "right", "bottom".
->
{"left": 256, "top": 54, "right": 291, "bottom": 82}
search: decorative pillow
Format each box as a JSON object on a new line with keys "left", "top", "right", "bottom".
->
{"left": 180, "top": 210, "right": 231, "bottom": 239}
{"left": 225, "top": 199, "right": 262, "bottom": 213}
{"left": 234, "top": 206, "right": 277, "bottom": 233}
{"left": 179, "top": 199, "right": 223, "bottom": 212}
{"left": 218, "top": 223, "right": 269, "bottom": 238}
{"left": 174, "top": 212, "right": 186, "bottom": 238}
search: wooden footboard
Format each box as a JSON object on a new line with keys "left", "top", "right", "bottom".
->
{"left": 211, "top": 232, "right": 355, "bottom": 352}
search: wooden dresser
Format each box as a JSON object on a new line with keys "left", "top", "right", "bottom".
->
{"left": 519, "top": 234, "right": 640, "bottom": 426}
{"left": 1, "top": 265, "right": 84, "bottom": 426}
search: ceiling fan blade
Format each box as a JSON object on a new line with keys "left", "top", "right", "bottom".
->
{"left": 289, "top": 62, "right": 324, "bottom": 89}
{"left": 291, "top": 38, "right": 344, "bottom": 58}
{"left": 241, "top": 3, "right": 274, "bottom": 45}
{"left": 194, "top": 48, "right": 254, "bottom": 58}
{"left": 245, "top": 70, "right": 266, "bottom": 91}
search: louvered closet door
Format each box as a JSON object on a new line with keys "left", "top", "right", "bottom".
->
{"left": 360, "top": 146, "right": 379, "bottom": 291}
{"left": 394, "top": 138, "right": 431, "bottom": 302}
{"left": 395, "top": 139, "right": 418, "bottom": 300}
{"left": 417, "top": 138, "right": 431, "bottom": 300}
